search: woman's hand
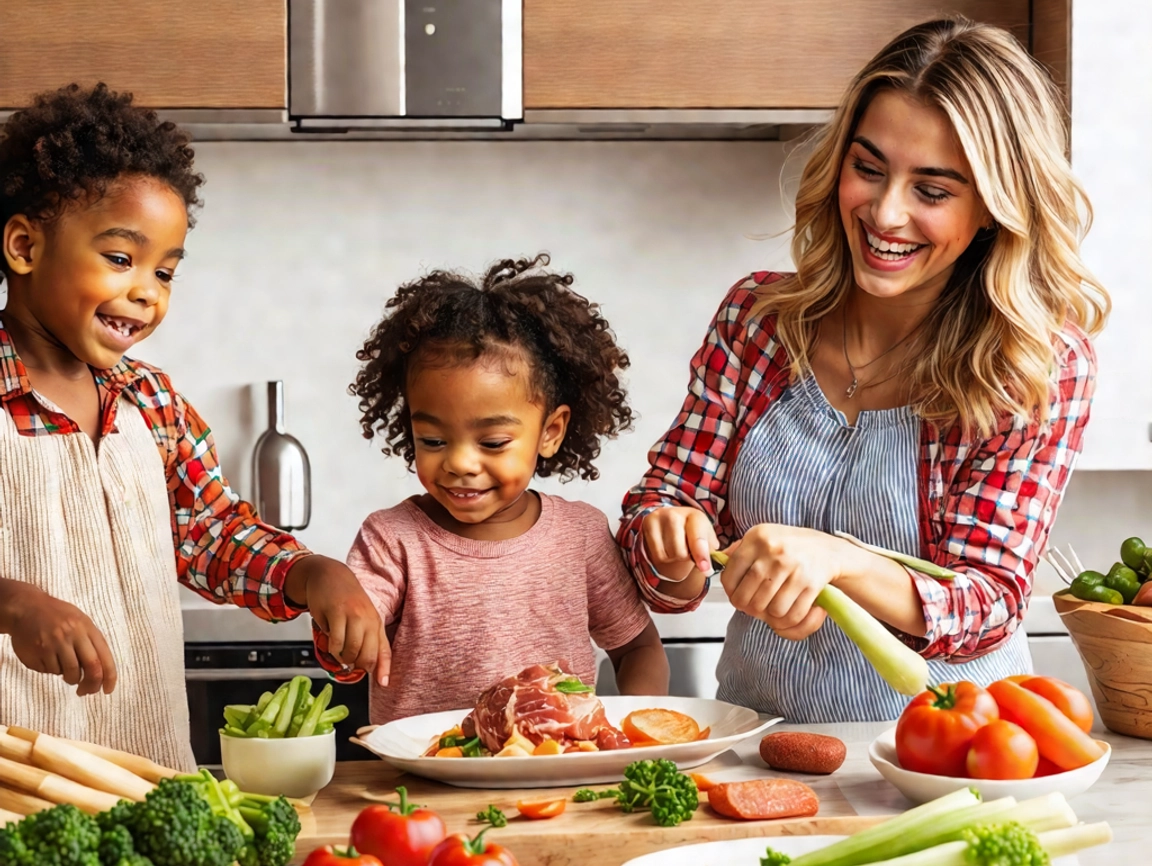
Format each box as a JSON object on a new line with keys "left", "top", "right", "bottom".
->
{"left": 720, "top": 525, "right": 850, "bottom": 640}
{"left": 286, "top": 555, "right": 392, "bottom": 685}
{"left": 0, "top": 579, "right": 118, "bottom": 696}
{"left": 641, "top": 506, "right": 719, "bottom": 583}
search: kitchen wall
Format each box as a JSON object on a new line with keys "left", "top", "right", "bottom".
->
{"left": 136, "top": 140, "right": 797, "bottom": 560}
{"left": 115, "top": 134, "right": 1148, "bottom": 597}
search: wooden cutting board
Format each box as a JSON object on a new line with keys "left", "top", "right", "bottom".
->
{"left": 291, "top": 760, "right": 885, "bottom": 865}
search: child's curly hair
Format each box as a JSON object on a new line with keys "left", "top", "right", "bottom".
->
{"left": 0, "top": 82, "right": 204, "bottom": 283}
{"left": 351, "top": 254, "right": 633, "bottom": 482}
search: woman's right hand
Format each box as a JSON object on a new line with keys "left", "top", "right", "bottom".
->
{"left": 0, "top": 579, "right": 118, "bottom": 697}
{"left": 641, "top": 506, "right": 719, "bottom": 583}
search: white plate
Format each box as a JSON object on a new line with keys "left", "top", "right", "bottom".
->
{"left": 868, "top": 727, "right": 1111, "bottom": 804}
{"left": 620, "top": 834, "right": 1080, "bottom": 865}
{"left": 354, "top": 695, "right": 781, "bottom": 788}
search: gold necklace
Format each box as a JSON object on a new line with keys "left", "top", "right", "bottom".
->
{"left": 841, "top": 310, "right": 923, "bottom": 399}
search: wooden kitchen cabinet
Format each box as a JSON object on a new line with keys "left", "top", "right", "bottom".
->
{"left": 524, "top": 0, "right": 1065, "bottom": 110}
{"left": 0, "top": 0, "right": 285, "bottom": 110}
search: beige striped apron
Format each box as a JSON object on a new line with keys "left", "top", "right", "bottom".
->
{"left": 0, "top": 393, "right": 195, "bottom": 771}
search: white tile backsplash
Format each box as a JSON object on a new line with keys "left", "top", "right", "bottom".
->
{"left": 127, "top": 140, "right": 1147, "bottom": 588}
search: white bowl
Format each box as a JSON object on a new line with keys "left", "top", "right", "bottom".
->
{"left": 868, "top": 727, "right": 1111, "bottom": 804}
{"left": 220, "top": 730, "right": 336, "bottom": 799}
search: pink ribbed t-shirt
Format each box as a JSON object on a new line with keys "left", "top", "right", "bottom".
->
{"left": 346, "top": 493, "right": 654, "bottom": 724}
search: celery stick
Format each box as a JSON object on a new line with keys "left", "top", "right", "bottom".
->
{"left": 273, "top": 677, "right": 304, "bottom": 737}
{"left": 287, "top": 712, "right": 305, "bottom": 738}
{"left": 221, "top": 725, "right": 250, "bottom": 738}
{"left": 1037, "top": 823, "right": 1113, "bottom": 859}
{"left": 223, "top": 705, "right": 251, "bottom": 728}
{"left": 834, "top": 531, "right": 960, "bottom": 581}
{"left": 255, "top": 691, "right": 275, "bottom": 714}
{"left": 319, "top": 705, "right": 349, "bottom": 725}
{"left": 315, "top": 722, "right": 333, "bottom": 735}
{"left": 784, "top": 788, "right": 980, "bottom": 866}
{"left": 297, "top": 683, "right": 332, "bottom": 736}
{"left": 255, "top": 683, "right": 289, "bottom": 728}
{"left": 844, "top": 822, "right": 1112, "bottom": 866}
{"left": 711, "top": 551, "right": 929, "bottom": 695}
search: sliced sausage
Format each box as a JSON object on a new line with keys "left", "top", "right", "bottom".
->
{"left": 707, "top": 778, "right": 819, "bottom": 820}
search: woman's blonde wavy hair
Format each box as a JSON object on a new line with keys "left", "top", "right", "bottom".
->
{"left": 757, "top": 17, "right": 1109, "bottom": 436}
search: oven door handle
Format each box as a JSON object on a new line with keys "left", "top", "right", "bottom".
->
{"left": 185, "top": 667, "right": 328, "bottom": 682}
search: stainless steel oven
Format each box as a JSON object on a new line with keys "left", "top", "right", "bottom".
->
{"left": 184, "top": 642, "right": 370, "bottom": 766}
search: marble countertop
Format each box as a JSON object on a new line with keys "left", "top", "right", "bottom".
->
{"left": 742, "top": 720, "right": 1147, "bottom": 865}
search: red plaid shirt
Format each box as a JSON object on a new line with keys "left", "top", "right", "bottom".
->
{"left": 618, "top": 273, "right": 1096, "bottom": 661}
{"left": 0, "top": 320, "right": 311, "bottom": 623}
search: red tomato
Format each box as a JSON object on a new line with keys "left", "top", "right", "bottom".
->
{"left": 1033, "top": 756, "right": 1062, "bottom": 777}
{"left": 895, "top": 681, "right": 999, "bottom": 777}
{"left": 965, "top": 720, "right": 1039, "bottom": 780}
{"left": 350, "top": 786, "right": 447, "bottom": 866}
{"left": 302, "top": 846, "right": 384, "bottom": 866}
{"left": 987, "top": 680, "right": 1104, "bottom": 771}
{"left": 428, "top": 829, "right": 520, "bottom": 866}
{"left": 515, "top": 798, "right": 566, "bottom": 820}
{"left": 1015, "top": 676, "right": 1095, "bottom": 734}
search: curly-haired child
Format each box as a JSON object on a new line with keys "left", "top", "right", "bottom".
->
{"left": 348, "top": 254, "right": 669, "bottom": 723}
{"left": 0, "top": 83, "right": 386, "bottom": 770}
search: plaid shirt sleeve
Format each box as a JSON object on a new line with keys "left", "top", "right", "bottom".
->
{"left": 911, "top": 326, "right": 1097, "bottom": 661}
{"left": 617, "top": 275, "right": 787, "bottom": 614}
{"left": 129, "top": 368, "right": 312, "bottom": 622}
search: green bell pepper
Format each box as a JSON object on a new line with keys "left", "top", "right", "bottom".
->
{"left": 1121, "top": 537, "right": 1147, "bottom": 573}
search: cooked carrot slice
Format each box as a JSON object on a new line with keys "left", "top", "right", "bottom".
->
{"left": 532, "top": 739, "right": 564, "bottom": 756}
{"left": 696, "top": 727, "right": 711, "bottom": 741}
{"left": 690, "top": 772, "right": 718, "bottom": 792}
{"left": 622, "top": 709, "right": 701, "bottom": 745}
{"left": 434, "top": 746, "right": 463, "bottom": 758}
{"left": 516, "top": 798, "right": 567, "bottom": 819}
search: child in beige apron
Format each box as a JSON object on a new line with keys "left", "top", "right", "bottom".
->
{"left": 0, "top": 84, "right": 387, "bottom": 771}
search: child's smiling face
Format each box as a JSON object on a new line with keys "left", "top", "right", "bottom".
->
{"left": 3, "top": 174, "right": 188, "bottom": 370}
{"left": 407, "top": 350, "right": 570, "bottom": 537}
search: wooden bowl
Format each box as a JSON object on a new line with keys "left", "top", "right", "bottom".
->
{"left": 1053, "top": 590, "right": 1152, "bottom": 739}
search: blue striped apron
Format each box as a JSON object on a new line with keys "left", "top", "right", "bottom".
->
{"left": 715, "top": 374, "right": 1031, "bottom": 722}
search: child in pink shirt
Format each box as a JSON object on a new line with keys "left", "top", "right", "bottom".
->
{"left": 347, "top": 254, "right": 669, "bottom": 723}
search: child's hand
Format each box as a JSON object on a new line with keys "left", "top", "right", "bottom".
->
{"left": 641, "top": 506, "right": 719, "bottom": 581}
{"left": 719, "top": 525, "right": 844, "bottom": 639}
{"left": 285, "top": 555, "right": 391, "bottom": 686}
{"left": 0, "top": 580, "right": 118, "bottom": 696}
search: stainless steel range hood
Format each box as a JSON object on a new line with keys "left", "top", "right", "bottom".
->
{"left": 289, "top": 0, "right": 521, "bottom": 132}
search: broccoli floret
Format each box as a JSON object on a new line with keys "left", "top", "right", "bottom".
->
{"left": 120, "top": 778, "right": 245, "bottom": 866}
{"left": 617, "top": 759, "right": 699, "bottom": 827}
{"left": 962, "top": 822, "right": 1049, "bottom": 866}
{"left": 11, "top": 803, "right": 101, "bottom": 866}
{"left": 236, "top": 794, "right": 301, "bottom": 866}
{"left": 760, "top": 850, "right": 792, "bottom": 866}
{"left": 0, "top": 825, "right": 30, "bottom": 866}
{"left": 573, "top": 788, "right": 620, "bottom": 802}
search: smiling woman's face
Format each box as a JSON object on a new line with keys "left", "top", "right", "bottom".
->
{"left": 838, "top": 88, "right": 990, "bottom": 305}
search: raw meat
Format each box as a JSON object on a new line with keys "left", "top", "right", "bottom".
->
{"left": 462, "top": 662, "right": 631, "bottom": 753}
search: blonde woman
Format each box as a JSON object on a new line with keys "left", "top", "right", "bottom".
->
{"left": 618, "top": 18, "right": 1109, "bottom": 722}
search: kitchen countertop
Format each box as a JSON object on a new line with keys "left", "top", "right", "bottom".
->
{"left": 291, "top": 718, "right": 1144, "bottom": 865}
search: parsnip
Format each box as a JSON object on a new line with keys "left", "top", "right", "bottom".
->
{"left": 0, "top": 732, "right": 33, "bottom": 764}
{"left": 0, "top": 806, "right": 21, "bottom": 826}
{"left": 0, "top": 755, "right": 121, "bottom": 815}
{"left": 61, "top": 737, "right": 178, "bottom": 783}
{"left": 30, "top": 733, "right": 154, "bottom": 801}
{"left": 0, "top": 784, "right": 52, "bottom": 816}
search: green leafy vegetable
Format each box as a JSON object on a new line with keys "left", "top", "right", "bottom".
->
{"left": 573, "top": 788, "right": 620, "bottom": 802}
{"left": 554, "top": 678, "right": 594, "bottom": 694}
{"left": 616, "top": 759, "right": 698, "bottom": 827}
{"left": 475, "top": 805, "right": 508, "bottom": 828}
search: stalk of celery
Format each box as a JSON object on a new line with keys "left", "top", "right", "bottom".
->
{"left": 780, "top": 787, "right": 980, "bottom": 866}
{"left": 710, "top": 551, "right": 929, "bottom": 696}
{"left": 781, "top": 792, "right": 1082, "bottom": 866}
{"left": 843, "top": 822, "right": 1113, "bottom": 866}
